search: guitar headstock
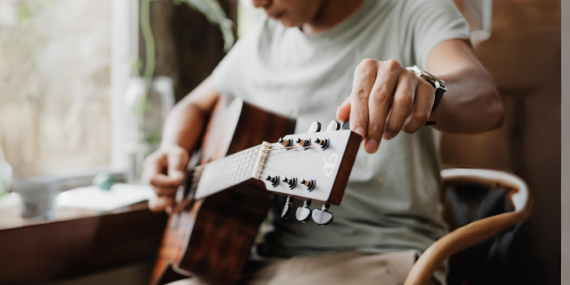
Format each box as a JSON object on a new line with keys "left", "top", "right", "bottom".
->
{"left": 258, "top": 121, "right": 361, "bottom": 223}
{"left": 193, "top": 119, "right": 361, "bottom": 226}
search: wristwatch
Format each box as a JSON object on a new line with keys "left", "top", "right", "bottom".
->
{"left": 406, "top": 65, "right": 447, "bottom": 112}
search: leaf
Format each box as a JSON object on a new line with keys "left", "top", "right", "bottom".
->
{"left": 176, "top": 0, "right": 235, "bottom": 51}
{"left": 18, "top": 6, "right": 33, "bottom": 26}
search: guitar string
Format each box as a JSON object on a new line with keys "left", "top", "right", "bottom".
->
{"left": 191, "top": 145, "right": 303, "bottom": 177}
{"left": 188, "top": 141, "right": 318, "bottom": 165}
{"left": 190, "top": 143, "right": 323, "bottom": 190}
{"left": 192, "top": 159, "right": 300, "bottom": 185}
{"left": 194, "top": 146, "right": 312, "bottom": 178}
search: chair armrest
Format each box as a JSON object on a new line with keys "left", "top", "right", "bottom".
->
{"left": 404, "top": 168, "right": 533, "bottom": 285}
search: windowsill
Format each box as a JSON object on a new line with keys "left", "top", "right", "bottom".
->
{"left": 0, "top": 171, "right": 153, "bottom": 231}
{"left": 59, "top": 170, "right": 127, "bottom": 191}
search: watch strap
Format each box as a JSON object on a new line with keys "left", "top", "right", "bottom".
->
{"left": 432, "top": 85, "right": 445, "bottom": 112}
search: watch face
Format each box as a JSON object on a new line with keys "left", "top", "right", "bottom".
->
{"left": 421, "top": 69, "right": 446, "bottom": 89}
{"left": 407, "top": 65, "right": 446, "bottom": 90}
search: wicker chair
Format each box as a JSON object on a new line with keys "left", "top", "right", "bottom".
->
{"left": 404, "top": 168, "right": 533, "bottom": 285}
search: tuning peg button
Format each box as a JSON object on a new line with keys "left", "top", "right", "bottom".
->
{"left": 326, "top": 120, "right": 341, "bottom": 131}
{"left": 314, "top": 138, "right": 330, "bottom": 150}
{"left": 296, "top": 200, "right": 312, "bottom": 223}
{"left": 281, "top": 197, "right": 293, "bottom": 220}
{"left": 312, "top": 203, "right": 334, "bottom": 226}
{"left": 296, "top": 138, "right": 311, "bottom": 150}
{"left": 308, "top": 121, "right": 321, "bottom": 133}
{"left": 265, "top": 175, "right": 280, "bottom": 187}
{"left": 301, "top": 179, "right": 316, "bottom": 191}
{"left": 282, "top": 177, "right": 297, "bottom": 189}
{"left": 278, "top": 138, "right": 293, "bottom": 148}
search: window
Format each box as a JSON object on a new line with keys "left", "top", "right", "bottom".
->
{"left": 0, "top": 0, "right": 138, "bottom": 178}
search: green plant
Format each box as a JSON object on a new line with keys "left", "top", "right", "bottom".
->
{"left": 136, "top": 0, "right": 234, "bottom": 149}
{"left": 140, "top": 0, "right": 234, "bottom": 82}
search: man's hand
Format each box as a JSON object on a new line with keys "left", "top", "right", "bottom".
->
{"left": 336, "top": 59, "right": 435, "bottom": 154}
{"left": 142, "top": 145, "right": 189, "bottom": 213}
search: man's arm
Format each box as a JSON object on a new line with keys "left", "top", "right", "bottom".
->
{"left": 427, "top": 39, "right": 503, "bottom": 133}
{"left": 336, "top": 39, "right": 503, "bottom": 154}
{"left": 161, "top": 76, "right": 220, "bottom": 151}
{"left": 142, "top": 76, "right": 220, "bottom": 212}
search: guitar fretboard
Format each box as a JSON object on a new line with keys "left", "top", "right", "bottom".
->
{"left": 194, "top": 143, "right": 270, "bottom": 199}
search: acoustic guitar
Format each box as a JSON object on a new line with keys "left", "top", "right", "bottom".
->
{"left": 151, "top": 97, "right": 362, "bottom": 285}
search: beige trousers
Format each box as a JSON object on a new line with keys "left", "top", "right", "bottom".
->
{"left": 169, "top": 250, "right": 438, "bottom": 285}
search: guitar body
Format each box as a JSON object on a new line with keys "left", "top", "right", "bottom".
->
{"left": 151, "top": 97, "right": 296, "bottom": 285}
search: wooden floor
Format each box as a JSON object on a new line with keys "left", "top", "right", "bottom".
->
{"left": 444, "top": 1, "right": 561, "bottom": 284}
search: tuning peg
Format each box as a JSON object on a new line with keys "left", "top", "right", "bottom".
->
{"left": 265, "top": 175, "right": 280, "bottom": 187}
{"left": 312, "top": 203, "right": 334, "bottom": 226}
{"left": 278, "top": 137, "right": 293, "bottom": 148}
{"left": 326, "top": 120, "right": 341, "bottom": 131}
{"left": 282, "top": 177, "right": 297, "bottom": 189}
{"left": 341, "top": 120, "right": 350, "bottom": 130}
{"left": 301, "top": 179, "right": 316, "bottom": 191}
{"left": 296, "top": 138, "right": 311, "bottom": 150}
{"left": 296, "top": 200, "right": 312, "bottom": 223}
{"left": 281, "top": 196, "right": 293, "bottom": 220}
{"left": 308, "top": 121, "right": 321, "bottom": 133}
{"left": 314, "top": 138, "right": 330, "bottom": 150}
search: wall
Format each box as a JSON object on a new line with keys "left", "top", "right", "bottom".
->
{"left": 445, "top": 0, "right": 561, "bottom": 284}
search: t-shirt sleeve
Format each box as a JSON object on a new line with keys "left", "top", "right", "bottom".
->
{"left": 211, "top": 36, "right": 246, "bottom": 98}
{"left": 405, "top": 0, "right": 470, "bottom": 69}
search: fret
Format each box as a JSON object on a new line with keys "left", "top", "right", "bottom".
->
{"left": 194, "top": 142, "right": 271, "bottom": 200}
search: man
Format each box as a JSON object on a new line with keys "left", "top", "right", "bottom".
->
{"left": 142, "top": 0, "right": 503, "bottom": 284}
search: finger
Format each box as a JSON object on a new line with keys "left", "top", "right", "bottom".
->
{"left": 364, "top": 61, "right": 402, "bottom": 153}
{"left": 350, "top": 59, "right": 378, "bottom": 137}
{"left": 141, "top": 153, "right": 167, "bottom": 184}
{"left": 149, "top": 173, "right": 180, "bottom": 187}
{"left": 167, "top": 149, "right": 189, "bottom": 182}
{"left": 402, "top": 81, "right": 434, "bottom": 133}
{"left": 336, "top": 96, "right": 351, "bottom": 123}
{"left": 149, "top": 184, "right": 178, "bottom": 197}
{"left": 149, "top": 196, "right": 175, "bottom": 213}
{"left": 383, "top": 71, "right": 417, "bottom": 140}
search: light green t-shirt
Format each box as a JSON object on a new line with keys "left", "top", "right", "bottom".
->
{"left": 212, "top": 0, "right": 469, "bottom": 283}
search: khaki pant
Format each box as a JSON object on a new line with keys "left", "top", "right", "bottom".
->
{"left": 169, "top": 251, "right": 438, "bottom": 285}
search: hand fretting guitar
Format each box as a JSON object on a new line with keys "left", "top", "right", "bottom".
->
{"left": 151, "top": 97, "right": 362, "bottom": 285}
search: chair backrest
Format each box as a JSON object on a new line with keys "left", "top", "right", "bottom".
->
{"left": 441, "top": 168, "right": 531, "bottom": 215}
{"left": 440, "top": 168, "right": 533, "bottom": 284}
{"left": 404, "top": 168, "right": 533, "bottom": 285}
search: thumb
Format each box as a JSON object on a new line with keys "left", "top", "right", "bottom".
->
{"left": 336, "top": 97, "right": 351, "bottom": 123}
{"left": 167, "top": 150, "right": 188, "bottom": 183}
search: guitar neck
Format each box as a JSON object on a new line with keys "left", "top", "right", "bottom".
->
{"left": 193, "top": 142, "right": 271, "bottom": 200}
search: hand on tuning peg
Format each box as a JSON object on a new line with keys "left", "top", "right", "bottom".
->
{"left": 312, "top": 203, "right": 334, "bottom": 226}
{"left": 296, "top": 200, "right": 312, "bottom": 223}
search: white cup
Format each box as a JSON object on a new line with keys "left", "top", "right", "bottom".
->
{"left": 13, "top": 176, "right": 66, "bottom": 220}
